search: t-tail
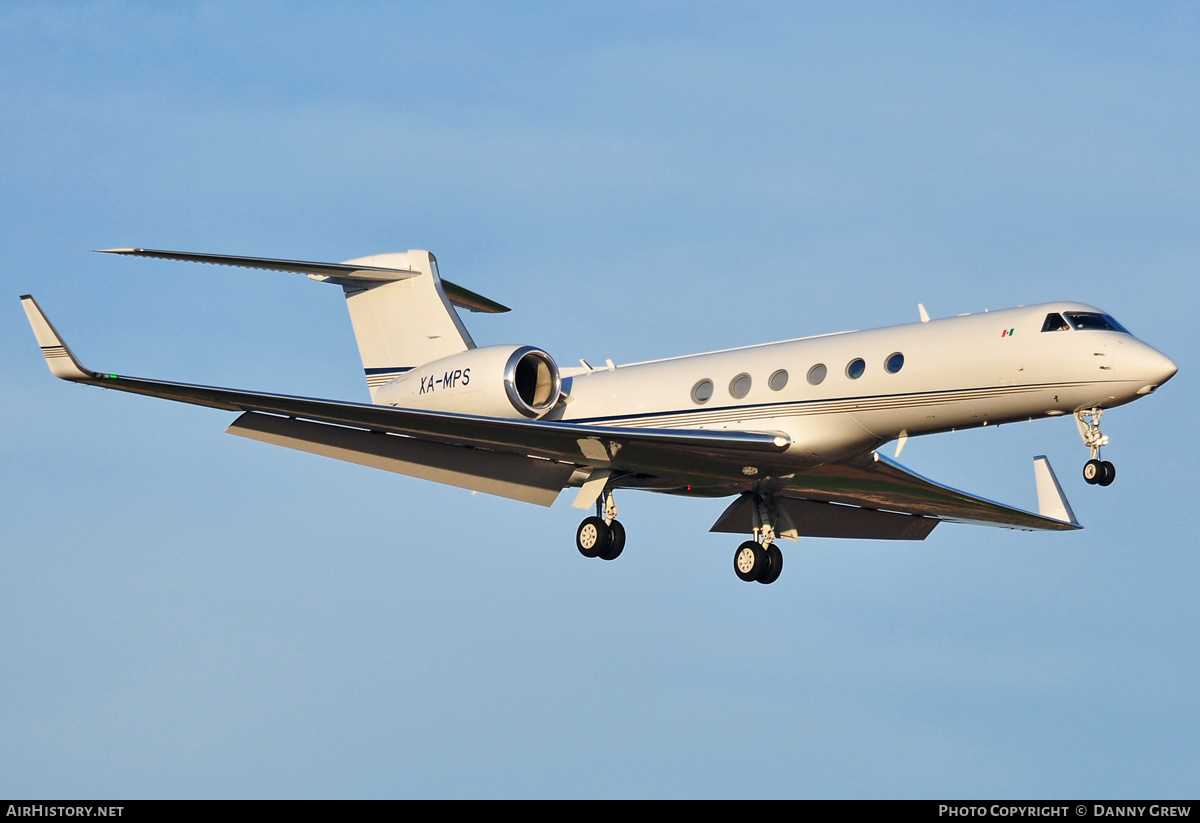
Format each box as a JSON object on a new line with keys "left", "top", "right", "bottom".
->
{"left": 95, "top": 248, "right": 510, "bottom": 402}
{"left": 337, "top": 250, "right": 474, "bottom": 398}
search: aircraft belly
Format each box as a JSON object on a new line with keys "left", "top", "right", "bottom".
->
{"left": 1062, "top": 380, "right": 1143, "bottom": 411}
{"left": 849, "top": 382, "right": 1129, "bottom": 438}
{"left": 774, "top": 414, "right": 883, "bottom": 463}
{"left": 854, "top": 393, "right": 1029, "bottom": 434}
{"left": 596, "top": 440, "right": 805, "bottom": 488}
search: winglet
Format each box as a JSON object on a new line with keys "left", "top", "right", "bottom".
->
{"left": 20, "top": 295, "right": 96, "bottom": 381}
{"left": 1033, "top": 456, "right": 1079, "bottom": 526}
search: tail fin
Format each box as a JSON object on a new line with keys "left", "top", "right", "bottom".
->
{"left": 96, "top": 247, "right": 510, "bottom": 403}
{"left": 339, "top": 250, "right": 479, "bottom": 399}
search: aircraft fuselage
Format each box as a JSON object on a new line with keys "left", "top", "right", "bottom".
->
{"left": 557, "top": 302, "right": 1176, "bottom": 468}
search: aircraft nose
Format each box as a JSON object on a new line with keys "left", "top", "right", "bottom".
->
{"left": 1128, "top": 342, "right": 1177, "bottom": 395}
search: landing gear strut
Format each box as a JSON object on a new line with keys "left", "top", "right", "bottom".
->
{"left": 575, "top": 491, "right": 625, "bottom": 561}
{"left": 1076, "top": 408, "right": 1116, "bottom": 486}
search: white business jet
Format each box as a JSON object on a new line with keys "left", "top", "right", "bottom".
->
{"left": 21, "top": 248, "right": 1177, "bottom": 585}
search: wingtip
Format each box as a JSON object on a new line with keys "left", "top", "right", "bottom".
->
{"left": 96, "top": 248, "right": 137, "bottom": 254}
{"left": 1033, "top": 455, "right": 1081, "bottom": 528}
{"left": 20, "top": 295, "right": 95, "bottom": 381}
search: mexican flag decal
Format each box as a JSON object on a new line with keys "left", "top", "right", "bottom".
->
{"left": 1001, "top": 328, "right": 1015, "bottom": 337}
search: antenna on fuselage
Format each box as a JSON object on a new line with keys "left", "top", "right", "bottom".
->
{"left": 918, "top": 304, "right": 930, "bottom": 323}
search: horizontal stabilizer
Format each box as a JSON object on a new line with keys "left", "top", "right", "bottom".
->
{"left": 98, "top": 248, "right": 510, "bottom": 313}
{"left": 98, "top": 248, "right": 419, "bottom": 280}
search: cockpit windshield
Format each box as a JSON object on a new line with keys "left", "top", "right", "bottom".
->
{"left": 1041, "top": 312, "right": 1070, "bottom": 332}
{"left": 1064, "top": 312, "right": 1130, "bottom": 333}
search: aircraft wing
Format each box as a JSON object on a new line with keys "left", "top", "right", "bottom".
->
{"left": 21, "top": 296, "right": 789, "bottom": 495}
{"left": 22, "top": 295, "right": 1080, "bottom": 530}
{"left": 712, "top": 450, "right": 1080, "bottom": 539}
{"left": 791, "top": 451, "right": 1080, "bottom": 531}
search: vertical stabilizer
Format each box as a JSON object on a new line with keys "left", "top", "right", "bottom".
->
{"left": 336, "top": 250, "right": 474, "bottom": 401}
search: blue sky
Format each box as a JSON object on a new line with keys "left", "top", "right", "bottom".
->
{"left": 2, "top": 1, "right": 1197, "bottom": 798}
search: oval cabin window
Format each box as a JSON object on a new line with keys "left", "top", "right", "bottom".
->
{"left": 729, "top": 373, "right": 752, "bottom": 399}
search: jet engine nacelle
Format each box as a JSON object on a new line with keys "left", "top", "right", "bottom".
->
{"left": 374, "top": 344, "right": 562, "bottom": 419}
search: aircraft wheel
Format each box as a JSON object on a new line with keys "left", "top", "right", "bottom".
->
{"left": 576, "top": 516, "right": 611, "bottom": 559}
{"left": 758, "top": 543, "right": 784, "bottom": 585}
{"left": 1099, "top": 460, "right": 1116, "bottom": 487}
{"left": 734, "top": 541, "right": 767, "bottom": 582}
{"left": 1083, "top": 459, "right": 1104, "bottom": 485}
{"left": 599, "top": 519, "right": 625, "bottom": 561}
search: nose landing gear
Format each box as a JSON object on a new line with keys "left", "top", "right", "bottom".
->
{"left": 1083, "top": 458, "right": 1115, "bottom": 486}
{"left": 1076, "top": 408, "right": 1116, "bottom": 486}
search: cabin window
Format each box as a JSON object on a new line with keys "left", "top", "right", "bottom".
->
{"left": 1064, "top": 312, "right": 1129, "bottom": 333}
{"left": 846, "top": 358, "right": 866, "bottom": 380}
{"left": 691, "top": 379, "right": 714, "bottom": 404}
{"left": 807, "top": 364, "right": 827, "bottom": 385}
{"left": 729, "top": 373, "right": 752, "bottom": 399}
{"left": 768, "top": 369, "right": 789, "bottom": 391}
{"left": 885, "top": 352, "right": 904, "bottom": 374}
{"left": 1042, "top": 312, "right": 1070, "bottom": 332}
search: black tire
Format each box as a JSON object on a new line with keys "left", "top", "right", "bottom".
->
{"left": 758, "top": 543, "right": 784, "bottom": 585}
{"left": 600, "top": 519, "right": 626, "bottom": 561}
{"left": 734, "top": 541, "right": 766, "bottom": 582}
{"left": 576, "top": 516, "right": 611, "bottom": 558}
{"left": 1083, "top": 459, "right": 1103, "bottom": 485}
{"left": 1099, "top": 460, "right": 1116, "bottom": 487}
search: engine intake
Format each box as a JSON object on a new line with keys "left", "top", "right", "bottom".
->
{"left": 373, "top": 344, "right": 562, "bottom": 420}
{"left": 505, "top": 347, "right": 561, "bottom": 417}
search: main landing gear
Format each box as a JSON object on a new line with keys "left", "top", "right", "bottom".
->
{"left": 575, "top": 491, "right": 625, "bottom": 561}
{"left": 1076, "top": 407, "right": 1116, "bottom": 486}
{"left": 734, "top": 540, "right": 783, "bottom": 585}
{"left": 572, "top": 488, "right": 790, "bottom": 585}
{"left": 732, "top": 493, "right": 791, "bottom": 585}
